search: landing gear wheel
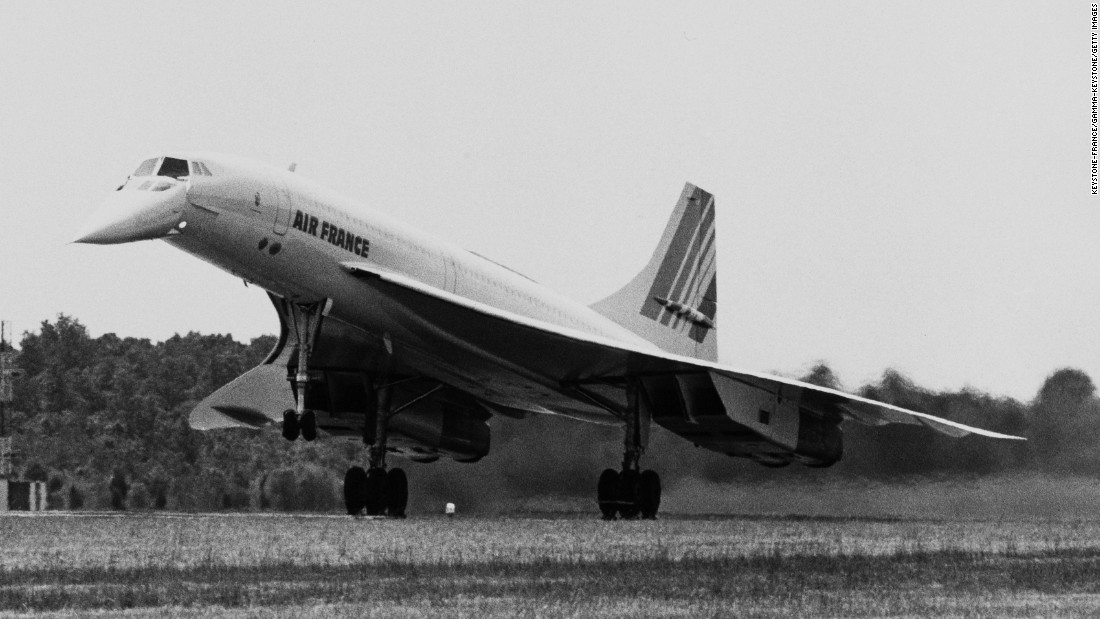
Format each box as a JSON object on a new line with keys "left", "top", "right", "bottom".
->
{"left": 597, "top": 469, "right": 619, "bottom": 520}
{"left": 300, "top": 410, "right": 317, "bottom": 442}
{"left": 639, "top": 470, "right": 661, "bottom": 520}
{"left": 281, "top": 409, "right": 300, "bottom": 441}
{"left": 617, "top": 469, "right": 641, "bottom": 519}
{"left": 364, "top": 467, "right": 387, "bottom": 516}
{"left": 343, "top": 466, "right": 367, "bottom": 515}
{"left": 385, "top": 468, "right": 408, "bottom": 518}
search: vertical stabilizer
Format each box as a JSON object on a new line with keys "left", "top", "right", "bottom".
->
{"left": 591, "top": 183, "right": 718, "bottom": 361}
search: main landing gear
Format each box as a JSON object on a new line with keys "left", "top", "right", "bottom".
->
{"left": 343, "top": 465, "right": 407, "bottom": 518}
{"left": 343, "top": 378, "right": 408, "bottom": 518}
{"left": 597, "top": 383, "right": 662, "bottom": 520}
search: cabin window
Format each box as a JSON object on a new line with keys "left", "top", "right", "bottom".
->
{"left": 158, "top": 157, "right": 190, "bottom": 179}
{"left": 133, "top": 158, "right": 157, "bottom": 177}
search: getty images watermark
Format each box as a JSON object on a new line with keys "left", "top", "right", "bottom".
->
{"left": 1092, "top": 4, "right": 1098, "bottom": 194}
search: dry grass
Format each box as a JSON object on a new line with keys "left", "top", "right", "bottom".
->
{"left": 2, "top": 512, "right": 1100, "bottom": 617}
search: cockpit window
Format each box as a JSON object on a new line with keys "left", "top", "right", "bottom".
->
{"left": 190, "top": 160, "right": 214, "bottom": 176}
{"left": 158, "top": 157, "right": 190, "bottom": 179}
{"left": 133, "top": 158, "right": 157, "bottom": 177}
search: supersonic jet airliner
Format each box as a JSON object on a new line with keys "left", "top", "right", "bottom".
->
{"left": 76, "top": 153, "right": 1021, "bottom": 519}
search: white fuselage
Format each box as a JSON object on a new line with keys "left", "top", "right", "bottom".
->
{"left": 180, "top": 154, "right": 646, "bottom": 337}
{"left": 83, "top": 153, "right": 654, "bottom": 420}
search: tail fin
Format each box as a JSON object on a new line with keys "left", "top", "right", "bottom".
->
{"left": 591, "top": 183, "right": 718, "bottom": 361}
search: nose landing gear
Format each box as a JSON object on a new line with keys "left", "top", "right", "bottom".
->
{"left": 281, "top": 301, "right": 324, "bottom": 443}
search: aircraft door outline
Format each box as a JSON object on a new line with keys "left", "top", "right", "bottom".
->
{"left": 274, "top": 183, "right": 291, "bottom": 235}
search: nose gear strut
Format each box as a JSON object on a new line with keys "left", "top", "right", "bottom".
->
{"left": 281, "top": 300, "right": 325, "bottom": 442}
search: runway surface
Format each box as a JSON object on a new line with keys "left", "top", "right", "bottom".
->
{"left": 3, "top": 511, "right": 1100, "bottom": 617}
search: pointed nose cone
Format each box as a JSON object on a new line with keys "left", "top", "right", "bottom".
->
{"left": 75, "top": 182, "right": 188, "bottom": 244}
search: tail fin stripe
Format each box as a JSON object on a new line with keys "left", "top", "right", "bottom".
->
{"left": 683, "top": 231, "right": 717, "bottom": 308}
{"left": 641, "top": 189, "right": 705, "bottom": 320}
{"left": 670, "top": 213, "right": 716, "bottom": 306}
{"left": 687, "top": 276, "right": 718, "bottom": 343}
{"left": 658, "top": 196, "right": 708, "bottom": 296}
{"left": 671, "top": 256, "right": 717, "bottom": 331}
{"left": 659, "top": 223, "right": 711, "bottom": 325}
{"left": 590, "top": 182, "right": 718, "bottom": 362}
{"left": 660, "top": 230, "right": 713, "bottom": 328}
{"left": 673, "top": 252, "right": 717, "bottom": 330}
{"left": 659, "top": 196, "right": 716, "bottom": 326}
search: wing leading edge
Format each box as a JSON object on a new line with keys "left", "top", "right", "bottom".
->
{"left": 340, "top": 260, "right": 1023, "bottom": 466}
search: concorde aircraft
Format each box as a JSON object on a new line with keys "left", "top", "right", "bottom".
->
{"left": 75, "top": 153, "right": 1022, "bottom": 518}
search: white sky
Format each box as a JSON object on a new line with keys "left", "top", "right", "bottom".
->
{"left": 0, "top": 2, "right": 1091, "bottom": 401}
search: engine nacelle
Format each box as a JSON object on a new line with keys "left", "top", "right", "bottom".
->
{"left": 295, "top": 369, "right": 491, "bottom": 462}
{"left": 389, "top": 400, "right": 491, "bottom": 463}
{"left": 645, "top": 371, "right": 843, "bottom": 467}
{"left": 794, "top": 408, "right": 843, "bottom": 467}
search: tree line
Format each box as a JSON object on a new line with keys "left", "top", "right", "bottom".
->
{"left": 5, "top": 315, "right": 1097, "bottom": 512}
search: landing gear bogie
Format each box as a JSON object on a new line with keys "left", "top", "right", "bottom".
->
{"left": 596, "top": 467, "right": 662, "bottom": 520}
{"left": 597, "top": 469, "right": 619, "bottom": 520}
{"left": 282, "top": 409, "right": 300, "bottom": 441}
{"left": 364, "top": 467, "right": 387, "bottom": 515}
{"left": 343, "top": 466, "right": 367, "bottom": 515}
{"left": 597, "top": 382, "right": 662, "bottom": 520}
{"left": 639, "top": 469, "right": 661, "bottom": 520}
{"left": 343, "top": 466, "right": 409, "bottom": 518}
{"left": 617, "top": 469, "right": 641, "bottom": 519}
{"left": 299, "top": 410, "right": 317, "bottom": 442}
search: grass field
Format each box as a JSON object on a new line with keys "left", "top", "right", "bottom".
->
{"left": 2, "top": 511, "right": 1100, "bottom": 617}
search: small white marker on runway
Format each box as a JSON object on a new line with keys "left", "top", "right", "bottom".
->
{"left": 445, "top": 502, "right": 456, "bottom": 518}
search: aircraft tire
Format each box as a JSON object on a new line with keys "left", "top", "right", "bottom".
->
{"left": 300, "top": 410, "right": 317, "bottom": 442}
{"left": 385, "top": 468, "right": 408, "bottom": 518}
{"left": 597, "top": 469, "right": 619, "bottom": 520}
{"left": 281, "top": 409, "right": 300, "bottom": 441}
{"left": 617, "top": 469, "right": 641, "bottom": 519}
{"left": 343, "top": 466, "right": 367, "bottom": 515}
{"left": 639, "top": 470, "right": 661, "bottom": 520}
{"left": 364, "top": 467, "right": 387, "bottom": 516}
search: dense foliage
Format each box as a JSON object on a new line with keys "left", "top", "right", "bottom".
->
{"left": 5, "top": 316, "right": 1098, "bottom": 512}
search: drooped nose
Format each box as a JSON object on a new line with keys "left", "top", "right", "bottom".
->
{"left": 74, "top": 180, "right": 188, "bottom": 244}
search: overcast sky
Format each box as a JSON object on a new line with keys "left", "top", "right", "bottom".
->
{"left": 0, "top": 2, "right": 1090, "bottom": 401}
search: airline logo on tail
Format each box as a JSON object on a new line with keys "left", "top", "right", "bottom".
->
{"left": 589, "top": 182, "right": 718, "bottom": 360}
{"left": 641, "top": 187, "right": 716, "bottom": 344}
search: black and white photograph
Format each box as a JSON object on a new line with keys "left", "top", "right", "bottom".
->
{"left": 0, "top": 2, "right": 1092, "bottom": 616}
